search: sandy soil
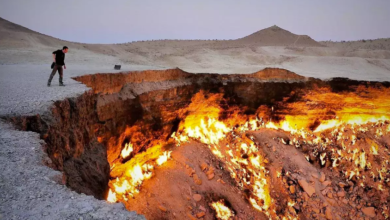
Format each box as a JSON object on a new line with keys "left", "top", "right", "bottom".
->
{"left": 0, "top": 17, "right": 389, "bottom": 220}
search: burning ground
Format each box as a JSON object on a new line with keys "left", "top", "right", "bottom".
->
{"left": 10, "top": 68, "right": 390, "bottom": 220}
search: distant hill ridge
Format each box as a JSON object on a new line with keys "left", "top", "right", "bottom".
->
{"left": 0, "top": 17, "right": 321, "bottom": 47}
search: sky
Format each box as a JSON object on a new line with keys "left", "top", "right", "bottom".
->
{"left": 0, "top": 0, "right": 389, "bottom": 44}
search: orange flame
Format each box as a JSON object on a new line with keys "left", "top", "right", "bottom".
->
{"left": 121, "top": 143, "right": 133, "bottom": 159}
{"left": 107, "top": 189, "right": 117, "bottom": 203}
{"left": 211, "top": 200, "right": 234, "bottom": 220}
{"left": 156, "top": 151, "right": 172, "bottom": 166}
{"left": 107, "top": 86, "right": 390, "bottom": 219}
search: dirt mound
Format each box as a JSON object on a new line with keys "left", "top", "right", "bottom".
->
{"left": 235, "top": 25, "right": 322, "bottom": 47}
{"left": 250, "top": 67, "right": 307, "bottom": 81}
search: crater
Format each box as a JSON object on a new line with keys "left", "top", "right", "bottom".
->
{"left": 9, "top": 68, "right": 390, "bottom": 220}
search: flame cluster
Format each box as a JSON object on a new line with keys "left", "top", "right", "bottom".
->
{"left": 106, "top": 84, "right": 390, "bottom": 219}
{"left": 211, "top": 200, "right": 234, "bottom": 220}
{"left": 107, "top": 142, "right": 172, "bottom": 203}
{"left": 264, "top": 86, "right": 390, "bottom": 192}
{"left": 171, "top": 92, "right": 297, "bottom": 219}
{"left": 170, "top": 86, "right": 390, "bottom": 219}
{"left": 121, "top": 142, "right": 133, "bottom": 159}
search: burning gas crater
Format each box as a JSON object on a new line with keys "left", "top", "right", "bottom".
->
{"left": 105, "top": 84, "right": 390, "bottom": 220}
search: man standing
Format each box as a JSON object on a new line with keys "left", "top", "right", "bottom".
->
{"left": 48, "top": 46, "right": 68, "bottom": 86}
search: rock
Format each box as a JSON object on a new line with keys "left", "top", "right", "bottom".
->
{"left": 337, "top": 191, "right": 345, "bottom": 197}
{"left": 361, "top": 207, "right": 375, "bottom": 218}
{"left": 217, "top": 179, "right": 226, "bottom": 184}
{"left": 158, "top": 205, "right": 167, "bottom": 212}
{"left": 290, "top": 185, "right": 296, "bottom": 194}
{"left": 327, "top": 198, "right": 337, "bottom": 206}
{"left": 193, "top": 194, "right": 202, "bottom": 202}
{"left": 322, "top": 187, "right": 330, "bottom": 195}
{"left": 325, "top": 207, "right": 333, "bottom": 220}
{"left": 187, "top": 212, "right": 197, "bottom": 220}
{"left": 193, "top": 174, "right": 202, "bottom": 185}
{"left": 338, "top": 182, "right": 347, "bottom": 188}
{"left": 319, "top": 172, "right": 326, "bottom": 182}
{"left": 322, "top": 180, "right": 332, "bottom": 187}
{"left": 298, "top": 179, "right": 316, "bottom": 197}
{"left": 200, "top": 162, "right": 208, "bottom": 171}
{"left": 342, "top": 199, "right": 348, "bottom": 204}
{"left": 186, "top": 167, "right": 195, "bottom": 177}
{"left": 199, "top": 205, "right": 206, "bottom": 212}
{"left": 196, "top": 212, "right": 205, "bottom": 218}
{"left": 303, "top": 192, "right": 310, "bottom": 201}
{"left": 206, "top": 167, "right": 215, "bottom": 180}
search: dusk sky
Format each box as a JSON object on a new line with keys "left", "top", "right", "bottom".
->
{"left": 1, "top": 0, "right": 389, "bottom": 44}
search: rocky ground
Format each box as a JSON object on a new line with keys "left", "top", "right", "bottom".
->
{"left": 0, "top": 63, "right": 159, "bottom": 220}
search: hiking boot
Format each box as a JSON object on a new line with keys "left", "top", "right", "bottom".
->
{"left": 59, "top": 83, "right": 65, "bottom": 86}
{"left": 47, "top": 82, "right": 51, "bottom": 87}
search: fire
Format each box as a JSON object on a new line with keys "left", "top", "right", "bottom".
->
{"left": 107, "top": 189, "right": 117, "bottom": 203}
{"left": 211, "top": 200, "right": 234, "bottom": 220}
{"left": 121, "top": 142, "right": 133, "bottom": 159}
{"left": 175, "top": 92, "right": 233, "bottom": 145}
{"left": 314, "top": 119, "right": 341, "bottom": 133}
{"left": 172, "top": 87, "right": 390, "bottom": 218}
{"left": 109, "top": 143, "right": 172, "bottom": 198}
{"left": 171, "top": 92, "right": 290, "bottom": 219}
{"left": 106, "top": 84, "right": 390, "bottom": 219}
{"left": 156, "top": 151, "right": 172, "bottom": 166}
{"left": 261, "top": 86, "right": 390, "bottom": 138}
{"left": 111, "top": 164, "right": 154, "bottom": 197}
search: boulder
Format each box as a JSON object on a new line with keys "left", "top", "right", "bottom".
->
{"left": 298, "top": 179, "right": 316, "bottom": 197}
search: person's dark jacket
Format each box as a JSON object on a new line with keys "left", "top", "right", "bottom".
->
{"left": 53, "top": 50, "right": 66, "bottom": 66}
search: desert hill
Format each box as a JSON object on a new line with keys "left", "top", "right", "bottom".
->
{"left": 0, "top": 17, "right": 75, "bottom": 49}
{"left": 0, "top": 17, "right": 322, "bottom": 49}
{"left": 235, "top": 25, "right": 322, "bottom": 47}
{"left": 0, "top": 17, "right": 389, "bottom": 81}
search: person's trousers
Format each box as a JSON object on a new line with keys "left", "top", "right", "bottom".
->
{"left": 48, "top": 65, "right": 63, "bottom": 84}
